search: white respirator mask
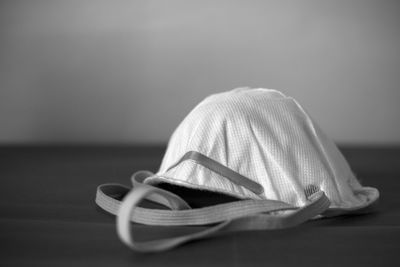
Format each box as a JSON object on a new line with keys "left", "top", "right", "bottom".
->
{"left": 96, "top": 87, "right": 379, "bottom": 252}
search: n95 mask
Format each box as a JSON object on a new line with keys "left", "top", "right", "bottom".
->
{"left": 96, "top": 87, "right": 379, "bottom": 252}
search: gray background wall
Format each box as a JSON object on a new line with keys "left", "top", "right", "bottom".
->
{"left": 1, "top": 0, "right": 399, "bottom": 145}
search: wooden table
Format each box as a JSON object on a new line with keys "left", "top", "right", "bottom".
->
{"left": 1, "top": 146, "right": 399, "bottom": 266}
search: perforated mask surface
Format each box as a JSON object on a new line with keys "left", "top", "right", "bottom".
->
{"left": 145, "top": 88, "right": 379, "bottom": 209}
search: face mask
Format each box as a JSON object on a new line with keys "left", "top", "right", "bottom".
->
{"left": 96, "top": 87, "right": 379, "bottom": 252}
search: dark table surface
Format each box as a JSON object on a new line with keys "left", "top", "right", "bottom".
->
{"left": 1, "top": 145, "right": 399, "bottom": 267}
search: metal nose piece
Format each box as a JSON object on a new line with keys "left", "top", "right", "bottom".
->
{"left": 304, "top": 184, "right": 320, "bottom": 199}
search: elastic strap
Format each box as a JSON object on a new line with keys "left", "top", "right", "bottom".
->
{"left": 116, "top": 183, "right": 231, "bottom": 252}
{"left": 95, "top": 172, "right": 330, "bottom": 252}
{"left": 166, "top": 151, "right": 264, "bottom": 195}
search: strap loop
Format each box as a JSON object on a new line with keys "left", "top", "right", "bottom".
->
{"left": 95, "top": 172, "right": 331, "bottom": 252}
{"left": 117, "top": 184, "right": 231, "bottom": 252}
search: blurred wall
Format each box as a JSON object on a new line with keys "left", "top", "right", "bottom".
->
{"left": 0, "top": 0, "right": 399, "bottom": 145}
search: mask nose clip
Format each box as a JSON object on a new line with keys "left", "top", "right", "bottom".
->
{"left": 304, "top": 184, "right": 320, "bottom": 199}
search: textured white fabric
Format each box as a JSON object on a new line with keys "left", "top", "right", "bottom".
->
{"left": 145, "top": 87, "right": 379, "bottom": 210}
